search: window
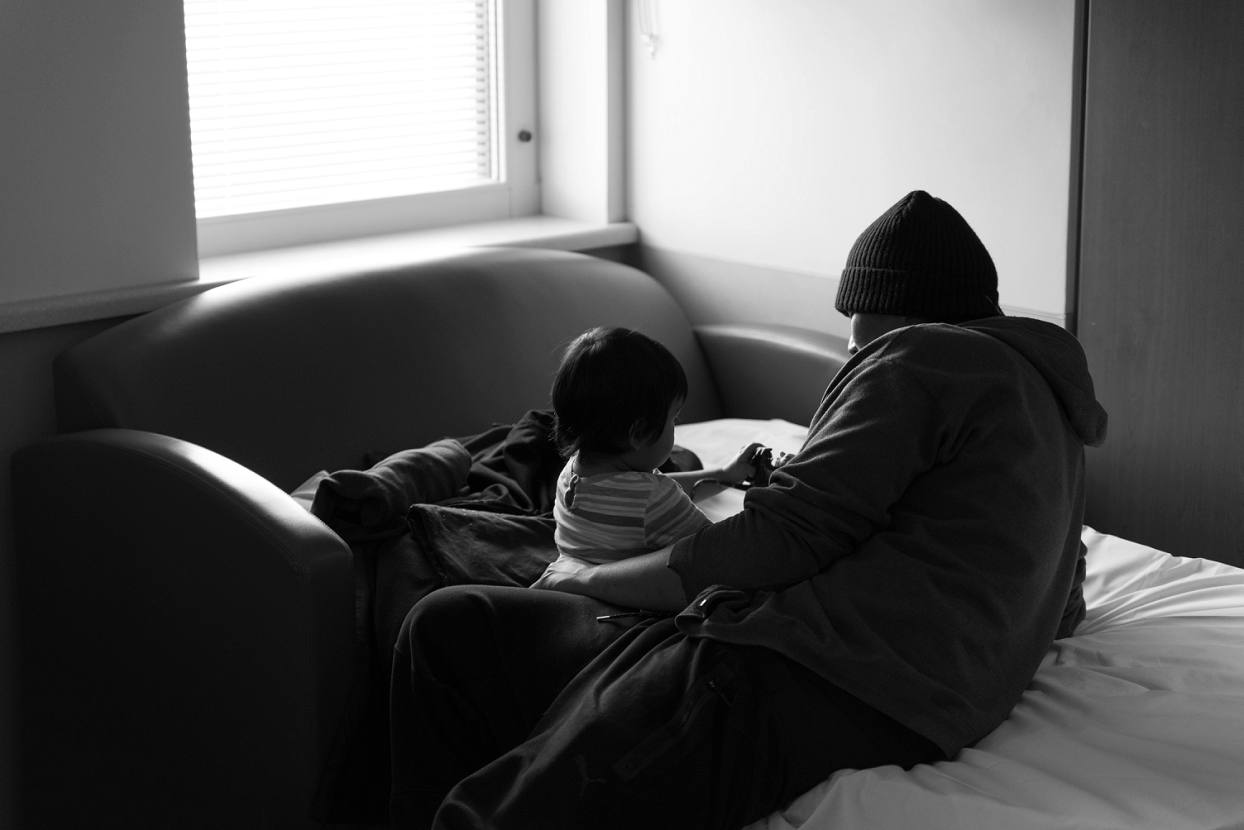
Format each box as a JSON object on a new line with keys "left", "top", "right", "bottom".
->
{"left": 184, "top": 0, "right": 536, "bottom": 257}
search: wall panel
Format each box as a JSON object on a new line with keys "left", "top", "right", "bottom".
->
{"left": 1078, "top": 0, "right": 1244, "bottom": 563}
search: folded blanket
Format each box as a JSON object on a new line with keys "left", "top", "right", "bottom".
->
{"left": 309, "top": 411, "right": 564, "bottom": 822}
{"left": 310, "top": 438, "right": 471, "bottom": 540}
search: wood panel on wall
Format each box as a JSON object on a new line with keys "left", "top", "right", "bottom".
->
{"left": 1077, "top": 0, "right": 1244, "bottom": 564}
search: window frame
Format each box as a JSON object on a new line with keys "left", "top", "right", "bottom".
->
{"left": 190, "top": 0, "right": 538, "bottom": 258}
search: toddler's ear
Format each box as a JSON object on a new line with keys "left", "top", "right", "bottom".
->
{"left": 627, "top": 421, "right": 651, "bottom": 450}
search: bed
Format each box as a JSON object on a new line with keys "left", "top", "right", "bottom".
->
{"left": 676, "top": 418, "right": 1244, "bottom": 830}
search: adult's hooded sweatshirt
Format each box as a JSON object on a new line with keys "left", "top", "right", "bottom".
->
{"left": 669, "top": 317, "right": 1108, "bottom": 756}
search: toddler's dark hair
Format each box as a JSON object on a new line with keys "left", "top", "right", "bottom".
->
{"left": 551, "top": 327, "right": 688, "bottom": 456}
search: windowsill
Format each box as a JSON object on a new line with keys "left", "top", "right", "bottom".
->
{"left": 0, "top": 216, "right": 638, "bottom": 335}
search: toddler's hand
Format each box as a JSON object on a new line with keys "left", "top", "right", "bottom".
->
{"left": 719, "top": 442, "right": 765, "bottom": 485}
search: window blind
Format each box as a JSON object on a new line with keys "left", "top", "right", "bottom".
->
{"left": 184, "top": 0, "right": 496, "bottom": 220}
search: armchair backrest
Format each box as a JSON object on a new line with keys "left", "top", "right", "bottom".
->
{"left": 55, "top": 247, "right": 722, "bottom": 489}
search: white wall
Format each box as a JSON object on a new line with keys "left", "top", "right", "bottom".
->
{"left": 627, "top": 0, "right": 1078, "bottom": 335}
{"left": 538, "top": 0, "right": 628, "bottom": 223}
{"left": 0, "top": 2, "right": 199, "bottom": 305}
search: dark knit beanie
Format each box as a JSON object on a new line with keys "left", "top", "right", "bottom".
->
{"left": 834, "top": 190, "right": 1001, "bottom": 320}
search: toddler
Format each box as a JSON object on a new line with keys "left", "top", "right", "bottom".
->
{"left": 530, "top": 327, "right": 756, "bottom": 589}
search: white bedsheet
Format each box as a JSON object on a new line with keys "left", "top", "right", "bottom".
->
{"left": 675, "top": 419, "right": 1244, "bottom": 830}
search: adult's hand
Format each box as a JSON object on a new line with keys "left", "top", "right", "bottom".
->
{"left": 532, "top": 546, "right": 688, "bottom": 613}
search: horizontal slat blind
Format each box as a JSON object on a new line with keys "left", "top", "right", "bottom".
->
{"left": 184, "top": 0, "right": 495, "bottom": 219}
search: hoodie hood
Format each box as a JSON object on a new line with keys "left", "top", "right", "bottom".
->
{"left": 963, "top": 317, "right": 1108, "bottom": 447}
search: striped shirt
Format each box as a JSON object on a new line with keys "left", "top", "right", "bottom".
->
{"left": 551, "top": 456, "right": 711, "bottom": 565}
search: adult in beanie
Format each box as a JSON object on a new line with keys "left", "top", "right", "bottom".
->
{"left": 835, "top": 189, "right": 1002, "bottom": 321}
{"left": 389, "top": 190, "right": 1108, "bottom": 829}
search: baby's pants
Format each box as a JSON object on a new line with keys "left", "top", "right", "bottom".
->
{"left": 389, "top": 584, "right": 939, "bottom": 830}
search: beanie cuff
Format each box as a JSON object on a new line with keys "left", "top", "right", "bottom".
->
{"left": 835, "top": 267, "right": 1001, "bottom": 319}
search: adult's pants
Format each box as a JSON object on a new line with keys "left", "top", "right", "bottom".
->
{"left": 388, "top": 585, "right": 940, "bottom": 829}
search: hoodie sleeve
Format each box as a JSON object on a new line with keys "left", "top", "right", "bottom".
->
{"left": 669, "top": 352, "right": 947, "bottom": 598}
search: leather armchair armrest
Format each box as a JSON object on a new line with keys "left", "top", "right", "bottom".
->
{"left": 12, "top": 429, "right": 353, "bottom": 827}
{"left": 694, "top": 323, "right": 850, "bottom": 424}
